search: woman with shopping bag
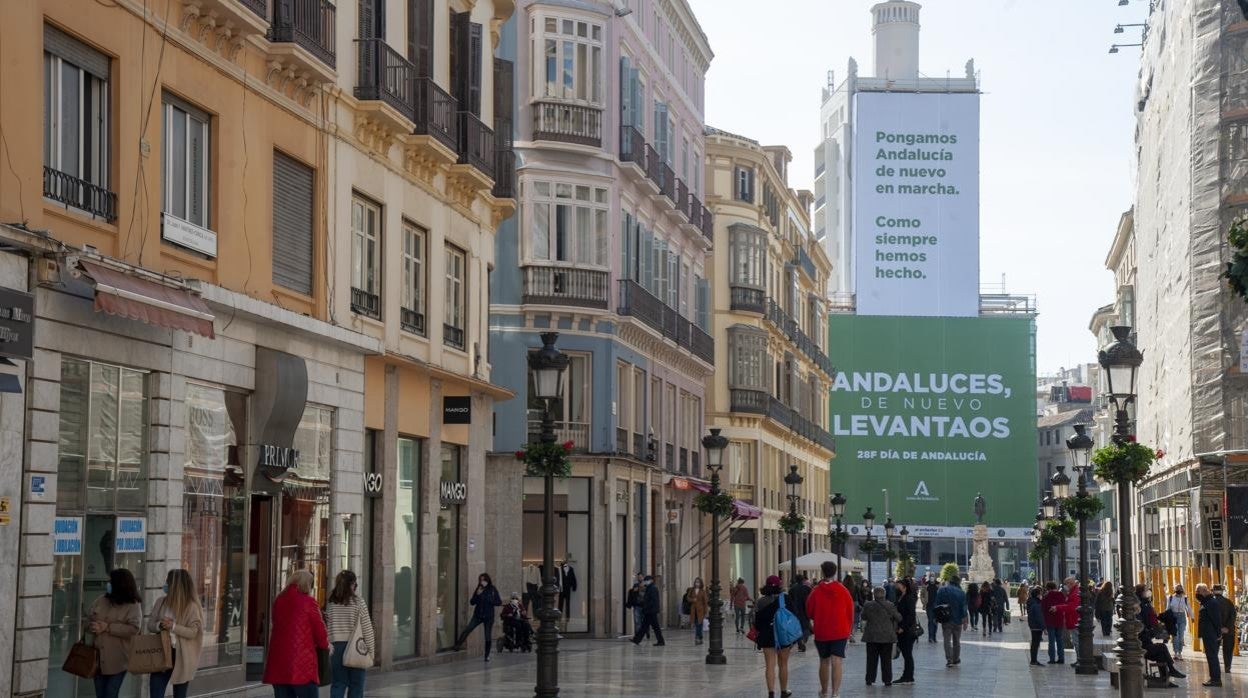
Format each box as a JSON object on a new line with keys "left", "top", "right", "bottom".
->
{"left": 324, "top": 570, "right": 376, "bottom": 698}
{"left": 145, "top": 568, "right": 204, "bottom": 698}
{"left": 84, "top": 568, "right": 143, "bottom": 698}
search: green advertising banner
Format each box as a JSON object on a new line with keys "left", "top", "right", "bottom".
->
{"left": 828, "top": 315, "right": 1037, "bottom": 527}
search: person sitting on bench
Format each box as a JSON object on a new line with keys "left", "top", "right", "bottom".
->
{"left": 1136, "top": 584, "right": 1185, "bottom": 687}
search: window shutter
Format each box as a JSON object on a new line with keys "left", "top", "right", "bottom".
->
{"left": 44, "top": 24, "right": 109, "bottom": 80}
{"left": 468, "top": 21, "right": 483, "bottom": 115}
{"left": 451, "top": 12, "right": 470, "bottom": 108}
{"left": 620, "top": 57, "right": 632, "bottom": 128}
{"left": 272, "top": 151, "right": 315, "bottom": 295}
{"left": 408, "top": 0, "right": 433, "bottom": 76}
{"left": 695, "top": 278, "right": 708, "bottom": 330}
{"left": 494, "top": 57, "right": 514, "bottom": 136}
{"left": 359, "top": 0, "right": 376, "bottom": 38}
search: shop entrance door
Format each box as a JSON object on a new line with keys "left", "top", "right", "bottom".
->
{"left": 246, "top": 495, "right": 276, "bottom": 680}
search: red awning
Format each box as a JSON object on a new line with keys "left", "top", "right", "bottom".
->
{"left": 674, "top": 479, "right": 760, "bottom": 520}
{"left": 78, "top": 261, "right": 215, "bottom": 338}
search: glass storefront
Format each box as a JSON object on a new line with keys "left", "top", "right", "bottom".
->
{"left": 182, "top": 384, "right": 246, "bottom": 670}
{"left": 394, "top": 436, "right": 420, "bottom": 659}
{"left": 437, "top": 444, "right": 462, "bottom": 651}
{"left": 283, "top": 405, "right": 334, "bottom": 604}
{"left": 523, "top": 477, "right": 590, "bottom": 633}
{"left": 49, "top": 359, "right": 149, "bottom": 698}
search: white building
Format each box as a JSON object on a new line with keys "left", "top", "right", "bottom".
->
{"left": 813, "top": 0, "right": 978, "bottom": 300}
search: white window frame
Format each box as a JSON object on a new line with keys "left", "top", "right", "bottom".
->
{"left": 44, "top": 52, "right": 109, "bottom": 190}
{"left": 524, "top": 180, "right": 609, "bottom": 268}
{"left": 351, "top": 194, "right": 382, "bottom": 302}
{"left": 534, "top": 14, "right": 604, "bottom": 105}
{"left": 162, "top": 94, "right": 210, "bottom": 228}
{"left": 401, "top": 222, "right": 426, "bottom": 333}
{"left": 444, "top": 243, "right": 466, "bottom": 333}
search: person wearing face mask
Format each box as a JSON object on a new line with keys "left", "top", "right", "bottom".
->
{"left": 324, "top": 570, "right": 375, "bottom": 698}
{"left": 685, "top": 578, "right": 710, "bottom": 645}
{"left": 501, "top": 592, "right": 532, "bottom": 651}
{"left": 146, "top": 569, "right": 204, "bottom": 698}
{"left": 453, "top": 573, "right": 503, "bottom": 661}
{"left": 84, "top": 568, "right": 143, "bottom": 698}
{"left": 1137, "top": 583, "right": 1185, "bottom": 687}
{"left": 630, "top": 575, "right": 666, "bottom": 646}
{"left": 1196, "top": 583, "right": 1226, "bottom": 687}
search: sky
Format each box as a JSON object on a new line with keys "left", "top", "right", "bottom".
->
{"left": 686, "top": 0, "right": 1144, "bottom": 376}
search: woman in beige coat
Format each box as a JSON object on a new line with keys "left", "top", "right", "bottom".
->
{"left": 85, "top": 568, "right": 143, "bottom": 698}
{"left": 146, "top": 569, "right": 204, "bottom": 698}
{"left": 686, "top": 578, "right": 710, "bottom": 645}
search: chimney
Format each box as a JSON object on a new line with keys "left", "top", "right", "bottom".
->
{"left": 871, "top": 1, "right": 920, "bottom": 81}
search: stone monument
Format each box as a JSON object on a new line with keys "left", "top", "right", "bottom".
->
{"left": 968, "top": 492, "right": 996, "bottom": 584}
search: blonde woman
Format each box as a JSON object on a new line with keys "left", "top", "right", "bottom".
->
{"left": 324, "top": 570, "right": 376, "bottom": 698}
{"left": 147, "top": 569, "right": 204, "bottom": 698}
{"left": 263, "top": 570, "right": 329, "bottom": 698}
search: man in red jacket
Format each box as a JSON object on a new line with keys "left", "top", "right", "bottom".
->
{"left": 1059, "top": 577, "right": 1081, "bottom": 662}
{"left": 806, "top": 561, "right": 855, "bottom": 698}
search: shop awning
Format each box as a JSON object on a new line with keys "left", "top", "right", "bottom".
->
{"left": 677, "top": 478, "right": 761, "bottom": 520}
{"left": 78, "top": 260, "right": 215, "bottom": 338}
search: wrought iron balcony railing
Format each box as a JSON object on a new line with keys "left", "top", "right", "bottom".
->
{"left": 414, "top": 77, "right": 458, "bottom": 152}
{"left": 730, "top": 285, "right": 765, "bottom": 314}
{"left": 620, "top": 125, "right": 647, "bottom": 169}
{"left": 400, "top": 307, "right": 425, "bottom": 335}
{"left": 350, "top": 287, "right": 380, "bottom": 318}
{"left": 43, "top": 167, "right": 117, "bottom": 221}
{"left": 270, "top": 0, "right": 336, "bottom": 68}
{"left": 354, "top": 38, "right": 416, "bottom": 121}
{"left": 443, "top": 323, "right": 465, "bottom": 350}
{"left": 456, "top": 111, "right": 496, "bottom": 180}
{"left": 532, "top": 101, "right": 603, "bottom": 147}
{"left": 522, "top": 266, "right": 609, "bottom": 309}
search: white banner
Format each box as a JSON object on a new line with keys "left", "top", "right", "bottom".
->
{"left": 852, "top": 92, "right": 980, "bottom": 317}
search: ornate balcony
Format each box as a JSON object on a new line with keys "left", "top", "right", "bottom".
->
{"left": 354, "top": 39, "right": 416, "bottom": 131}
{"left": 730, "top": 285, "right": 765, "bottom": 314}
{"left": 522, "top": 266, "right": 608, "bottom": 309}
{"left": 411, "top": 77, "right": 459, "bottom": 155}
{"left": 350, "top": 287, "right": 380, "bottom": 319}
{"left": 618, "top": 280, "right": 714, "bottom": 365}
{"left": 528, "top": 420, "right": 590, "bottom": 451}
{"left": 729, "top": 388, "right": 768, "bottom": 415}
{"left": 674, "top": 179, "right": 689, "bottom": 219}
{"left": 650, "top": 162, "right": 676, "bottom": 210}
{"left": 492, "top": 116, "right": 515, "bottom": 199}
{"left": 184, "top": 0, "right": 270, "bottom": 47}
{"left": 269, "top": 0, "right": 336, "bottom": 76}
{"left": 400, "top": 307, "right": 425, "bottom": 335}
{"left": 455, "top": 111, "right": 496, "bottom": 181}
{"left": 532, "top": 101, "right": 603, "bottom": 147}
{"left": 43, "top": 167, "right": 117, "bottom": 222}
{"left": 618, "top": 279, "right": 666, "bottom": 337}
{"left": 619, "top": 125, "right": 647, "bottom": 179}
{"left": 643, "top": 144, "right": 662, "bottom": 194}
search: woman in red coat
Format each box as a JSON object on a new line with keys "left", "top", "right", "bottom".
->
{"left": 263, "top": 570, "right": 329, "bottom": 698}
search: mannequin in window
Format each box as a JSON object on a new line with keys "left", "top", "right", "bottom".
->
{"left": 524, "top": 563, "right": 541, "bottom": 613}
{"left": 559, "top": 557, "right": 578, "bottom": 618}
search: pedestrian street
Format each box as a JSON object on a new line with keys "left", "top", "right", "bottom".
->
{"left": 348, "top": 624, "right": 1248, "bottom": 698}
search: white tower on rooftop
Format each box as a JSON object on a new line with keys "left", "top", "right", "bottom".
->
{"left": 871, "top": 1, "right": 920, "bottom": 80}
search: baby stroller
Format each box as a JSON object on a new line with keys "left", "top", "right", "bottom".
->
{"left": 501, "top": 611, "right": 534, "bottom": 653}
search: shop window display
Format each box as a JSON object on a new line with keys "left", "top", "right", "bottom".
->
{"left": 522, "top": 477, "right": 590, "bottom": 633}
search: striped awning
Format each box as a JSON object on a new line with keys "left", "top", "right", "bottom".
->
{"left": 78, "top": 260, "right": 215, "bottom": 338}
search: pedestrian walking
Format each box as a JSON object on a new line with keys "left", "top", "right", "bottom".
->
{"left": 789, "top": 574, "right": 812, "bottom": 652}
{"left": 893, "top": 578, "right": 918, "bottom": 684}
{"left": 324, "top": 570, "right": 376, "bottom": 698}
{"left": 1026, "top": 587, "right": 1045, "bottom": 666}
{"left": 934, "top": 574, "right": 969, "bottom": 667}
{"left": 630, "top": 575, "right": 665, "bottom": 646}
{"left": 1059, "top": 577, "right": 1081, "bottom": 661}
{"left": 1196, "top": 582, "right": 1225, "bottom": 687}
{"left": 806, "top": 561, "right": 855, "bottom": 698}
{"left": 731, "top": 578, "right": 752, "bottom": 634}
{"left": 1017, "top": 581, "right": 1030, "bottom": 622}
{"left": 263, "top": 570, "right": 330, "bottom": 698}
{"left": 626, "top": 574, "right": 648, "bottom": 640}
{"left": 1214, "top": 584, "right": 1237, "bottom": 674}
{"left": 851, "top": 579, "right": 866, "bottom": 643}
{"left": 1095, "top": 581, "right": 1116, "bottom": 637}
{"left": 1165, "top": 584, "right": 1192, "bottom": 658}
{"left": 685, "top": 578, "right": 709, "bottom": 645}
{"left": 452, "top": 573, "right": 502, "bottom": 660}
{"left": 861, "top": 586, "right": 901, "bottom": 686}
{"left": 147, "top": 569, "right": 204, "bottom": 698}
{"left": 1040, "top": 581, "right": 1066, "bottom": 665}
{"left": 966, "top": 582, "right": 980, "bottom": 631}
{"left": 84, "top": 568, "right": 143, "bottom": 698}
{"left": 991, "top": 578, "right": 1009, "bottom": 633}
{"left": 924, "top": 574, "right": 941, "bottom": 643}
{"left": 978, "top": 581, "right": 994, "bottom": 636}
{"left": 753, "top": 575, "right": 795, "bottom": 698}
{"left": 1137, "top": 584, "right": 1183, "bottom": 687}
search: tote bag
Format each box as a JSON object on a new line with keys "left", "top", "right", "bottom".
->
{"left": 127, "top": 631, "right": 172, "bottom": 674}
{"left": 343, "top": 603, "right": 374, "bottom": 669}
{"left": 61, "top": 634, "right": 99, "bottom": 679}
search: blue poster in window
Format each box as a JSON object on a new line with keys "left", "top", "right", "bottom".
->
{"left": 115, "top": 517, "right": 146, "bottom": 554}
{"left": 53, "top": 517, "right": 82, "bottom": 556}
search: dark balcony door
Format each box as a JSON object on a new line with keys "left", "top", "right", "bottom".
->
{"left": 407, "top": 0, "right": 433, "bottom": 76}
{"left": 359, "top": 0, "right": 385, "bottom": 38}
{"left": 450, "top": 11, "right": 482, "bottom": 116}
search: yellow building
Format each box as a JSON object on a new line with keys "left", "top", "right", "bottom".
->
{"left": 703, "top": 128, "right": 836, "bottom": 590}
{"left": 0, "top": 0, "right": 514, "bottom": 694}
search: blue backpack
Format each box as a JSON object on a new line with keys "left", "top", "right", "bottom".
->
{"left": 772, "top": 593, "right": 803, "bottom": 648}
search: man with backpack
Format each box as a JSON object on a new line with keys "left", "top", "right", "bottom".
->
{"left": 934, "top": 574, "right": 969, "bottom": 668}
{"left": 806, "top": 561, "right": 855, "bottom": 698}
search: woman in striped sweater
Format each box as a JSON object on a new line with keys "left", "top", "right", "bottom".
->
{"left": 324, "top": 570, "right": 376, "bottom": 698}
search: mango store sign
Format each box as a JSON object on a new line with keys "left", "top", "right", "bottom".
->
{"left": 115, "top": 517, "right": 147, "bottom": 553}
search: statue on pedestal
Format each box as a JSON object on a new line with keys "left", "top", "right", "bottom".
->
{"left": 968, "top": 492, "right": 997, "bottom": 584}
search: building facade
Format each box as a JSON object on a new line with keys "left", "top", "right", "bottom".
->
{"left": 488, "top": 0, "right": 716, "bottom": 636}
{"left": 702, "top": 128, "right": 836, "bottom": 590}
{"left": 0, "top": 0, "right": 515, "bottom": 694}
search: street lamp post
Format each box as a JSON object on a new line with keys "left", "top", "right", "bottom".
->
{"left": 784, "top": 465, "right": 804, "bottom": 585}
{"left": 1066, "top": 424, "right": 1098, "bottom": 675}
{"left": 1099, "top": 325, "right": 1144, "bottom": 698}
{"left": 702, "top": 429, "right": 729, "bottom": 666}
{"left": 1052, "top": 466, "right": 1072, "bottom": 580}
{"left": 1036, "top": 510, "right": 1049, "bottom": 585}
{"left": 863, "top": 506, "right": 876, "bottom": 587}
{"left": 1042, "top": 491, "right": 1058, "bottom": 580}
{"left": 830, "top": 492, "right": 847, "bottom": 577}
{"left": 883, "top": 516, "right": 896, "bottom": 579}
{"left": 898, "top": 525, "right": 910, "bottom": 578}
{"left": 528, "top": 332, "right": 569, "bottom": 698}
